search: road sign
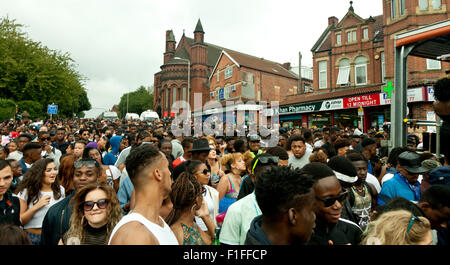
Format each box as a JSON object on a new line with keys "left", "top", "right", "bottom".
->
{"left": 47, "top": 104, "right": 58, "bottom": 114}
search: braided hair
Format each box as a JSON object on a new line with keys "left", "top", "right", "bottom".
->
{"left": 165, "top": 171, "right": 202, "bottom": 226}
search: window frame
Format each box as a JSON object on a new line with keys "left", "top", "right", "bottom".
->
{"left": 318, "top": 61, "right": 328, "bottom": 89}
{"left": 432, "top": 0, "right": 441, "bottom": 9}
{"left": 336, "top": 33, "right": 341, "bottom": 45}
{"left": 354, "top": 56, "right": 367, "bottom": 86}
{"left": 337, "top": 59, "right": 351, "bottom": 86}
{"left": 224, "top": 66, "right": 233, "bottom": 79}
{"left": 362, "top": 28, "right": 369, "bottom": 40}
{"left": 419, "top": 0, "right": 428, "bottom": 10}
{"left": 391, "top": 0, "right": 397, "bottom": 19}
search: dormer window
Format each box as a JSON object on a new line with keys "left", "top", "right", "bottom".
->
{"left": 336, "top": 33, "right": 342, "bottom": 45}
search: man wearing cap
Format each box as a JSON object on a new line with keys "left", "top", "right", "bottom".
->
{"left": 171, "top": 138, "right": 212, "bottom": 182}
{"left": 247, "top": 135, "right": 262, "bottom": 159}
{"left": 421, "top": 159, "right": 442, "bottom": 195}
{"left": 378, "top": 151, "right": 428, "bottom": 206}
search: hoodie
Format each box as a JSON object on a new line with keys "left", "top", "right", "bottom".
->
{"left": 103, "top": 136, "right": 122, "bottom": 166}
{"left": 244, "top": 215, "right": 272, "bottom": 245}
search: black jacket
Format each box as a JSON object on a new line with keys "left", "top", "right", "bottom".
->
{"left": 40, "top": 192, "right": 75, "bottom": 245}
{"left": 0, "top": 191, "right": 21, "bottom": 226}
{"left": 308, "top": 218, "right": 362, "bottom": 245}
{"left": 237, "top": 175, "right": 254, "bottom": 201}
{"left": 244, "top": 215, "right": 272, "bottom": 245}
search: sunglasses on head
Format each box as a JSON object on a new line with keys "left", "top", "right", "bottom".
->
{"left": 252, "top": 156, "right": 279, "bottom": 174}
{"left": 74, "top": 160, "right": 98, "bottom": 168}
{"left": 406, "top": 214, "right": 423, "bottom": 234}
{"left": 315, "top": 190, "right": 348, "bottom": 208}
{"left": 83, "top": 199, "right": 109, "bottom": 211}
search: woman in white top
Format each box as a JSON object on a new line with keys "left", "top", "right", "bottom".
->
{"left": 83, "top": 146, "right": 121, "bottom": 193}
{"left": 16, "top": 158, "right": 65, "bottom": 245}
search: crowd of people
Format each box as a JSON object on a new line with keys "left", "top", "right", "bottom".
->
{"left": 0, "top": 77, "right": 449, "bottom": 246}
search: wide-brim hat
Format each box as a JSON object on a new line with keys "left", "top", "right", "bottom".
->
{"left": 190, "top": 138, "right": 213, "bottom": 153}
{"left": 398, "top": 151, "right": 429, "bottom": 174}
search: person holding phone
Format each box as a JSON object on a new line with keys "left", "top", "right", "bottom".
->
{"left": 16, "top": 158, "right": 65, "bottom": 245}
{"left": 37, "top": 131, "right": 62, "bottom": 169}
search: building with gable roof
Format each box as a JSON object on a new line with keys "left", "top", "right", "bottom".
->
{"left": 153, "top": 19, "right": 312, "bottom": 127}
{"left": 279, "top": 1, "right": 449, "bottom": 133}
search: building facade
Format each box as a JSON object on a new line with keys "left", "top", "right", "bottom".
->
{"left": 154, "top": 19, "right": 312, "bottom": 127}
{"left": 279, "top": 0, "right": 449, "bottom": 133}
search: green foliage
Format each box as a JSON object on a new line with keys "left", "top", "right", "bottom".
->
{"left": 117, "top": 86, "right": 153, "bottom": 118}
{"left": 17, "top": 100, "right": 43, "bottom": 120}
{"left": 0, "top": 98, "right": 16, "bottom": 121}
{"left": 0, "top": 16, "right": 91, "bottom": 119}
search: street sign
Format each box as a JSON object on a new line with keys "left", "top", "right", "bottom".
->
{"left": 47, "top": 104, "right": 58, "bottom": 114}
{"left": 358, "top": 107, "right": 364, "bottom": 116}
{"left": 382, "top": 81, "right": 395, "bottom": 98}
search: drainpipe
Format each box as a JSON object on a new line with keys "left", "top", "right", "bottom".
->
{"left": 328, "top": 50, "right": 332, "bottom": 92}
{"left": 299, "top": 51, "right": 302, "bottom": 94}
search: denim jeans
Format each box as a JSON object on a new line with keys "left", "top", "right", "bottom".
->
{"left": 25, "top": 231, "right": 41, "bottom": 245}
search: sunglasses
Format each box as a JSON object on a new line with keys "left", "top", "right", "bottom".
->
{"left": 40, "top": 137, "right": 51, "bottom": 141}
{"left": 252, "top": 156, "right": 279, "bottom": 174}
{"left": 83, "top": 199, "right": 109, "bottom": 211}
{"left": 315, "top": 190, "right": 348, "bottom": 208}
{"left": 406, "top": 214, "right": 423, "bottom": 234}
{"left": 201, "top": 169, "right": 210, "bottom": 175}
{"left": 74, "top": 160, "right": 98, "bottom": 168}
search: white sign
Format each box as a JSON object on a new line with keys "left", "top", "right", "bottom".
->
{"left": 427, "top": 86, "right": 435, "bottom": 101}
{"left": 380, "top": 87, "right": 424, "bottom": 105}
{"left": 320, "top": 99, "right": 344, "bottom": 111}
{"left": 427, "top": 111, "right": 436, "bottom": 133}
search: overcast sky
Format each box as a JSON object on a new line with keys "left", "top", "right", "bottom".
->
{"left": 1, "top": 0, "right": 382, "bottom": 118}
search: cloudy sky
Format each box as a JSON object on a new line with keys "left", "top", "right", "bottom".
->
{"left": 1, "top": 0, "right": 382, "bottom": 118}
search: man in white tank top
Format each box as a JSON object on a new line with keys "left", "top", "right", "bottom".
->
{"left": 108, "top": 145, "right": 178, "bottom": 245}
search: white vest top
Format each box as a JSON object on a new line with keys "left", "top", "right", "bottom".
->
{"left": 108, "top": 212, "right": 178, "bottom": 245}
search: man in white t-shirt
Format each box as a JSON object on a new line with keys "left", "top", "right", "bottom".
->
{"left": 288, "top": 134, "right": 312, "bottom": 170}
{"left": 109, "top": 144, "right": 178, "bottom": 245}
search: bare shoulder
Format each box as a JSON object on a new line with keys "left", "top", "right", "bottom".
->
{"left": 109, "top": 221, "right": 159, "bottom": 245}
{"left": 170, "top": 222, "right": 184, "bottom": 245}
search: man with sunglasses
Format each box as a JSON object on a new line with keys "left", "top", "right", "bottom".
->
{"left": 219, "top": 154, "right": 278, "bottom": 245}
{"left": 302, "top": 162, "right": 362, "bottom": 245}
{"left": 38, "top": 131, "right": 62, "bottom": 168}
{"left": 40, "top": 158, "right": 101, "bottom": 245}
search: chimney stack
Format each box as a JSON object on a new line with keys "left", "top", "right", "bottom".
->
{"left": 282, "top": 62, "right": 291, "bottom": 70}
{"left": 328, "top": 16, "right": 339, "bottom": 26}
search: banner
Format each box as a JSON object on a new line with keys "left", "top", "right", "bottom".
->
{"left": 279, "top": 101, "right": 323, "bottom": 115}
{"left": 343, "top": 94, "right": 380, "bottom": 108}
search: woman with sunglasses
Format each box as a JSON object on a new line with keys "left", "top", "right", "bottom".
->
{"left": 165, "top": 172, "right": 215, "bottom": 245}
{"left": 301, "top": 162, "right": 363, "bottom": 245}
{"left": 16, "top": 158, "right": 65, "bottom": 245}
{"left": 59, "top": 182, "right": 122, "bottom": 245}
{"left": 361, "top": 209, "right": 432, "bottom": 245}
{"left": 185, "top": 160, "right": 219, "bottom": 233}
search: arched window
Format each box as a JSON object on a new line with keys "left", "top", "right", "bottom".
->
{"left": 337, "top": 58, "right": 350, "bottom": 86}
{"left": 354, "top": 56, "right": 367, "bottom": 85}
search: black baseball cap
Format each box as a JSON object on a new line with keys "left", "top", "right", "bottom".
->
{"left": 397, "top": 151, "right": 428, "bottom": 174}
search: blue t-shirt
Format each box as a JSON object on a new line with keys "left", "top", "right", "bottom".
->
{"left": 378, "top": 173, "right": 421, "bottom": 206}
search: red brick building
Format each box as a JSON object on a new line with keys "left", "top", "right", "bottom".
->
{"left": 153, "top": 19, "right": 312, "bottom": 126}
{"left": 279, "top": 0, "right": 449, "bottom": 132}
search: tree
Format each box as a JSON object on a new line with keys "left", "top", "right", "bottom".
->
{"left": 117, "top": 86, "right": 153, "bottom": 118}
{"left": 0, "top": 16, "right": 91, "bottom": 119}
{"left": 0, "top": 98, "right": 16, "bottom": 121}
{"left": 17, "top": 100, "right": 43, "bottom": 120}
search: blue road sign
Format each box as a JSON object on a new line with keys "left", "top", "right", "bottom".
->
{"left": 47, "top": 104, "right": 58, "bottom": 114}
{"left": 219, "top": 88, "right": 224, "bottom": 100}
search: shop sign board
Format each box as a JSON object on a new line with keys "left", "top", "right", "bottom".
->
{"left": 320, "top": 99, "right": 343, "bottom": 111}
{"left": 358, "top": 107, "right": 364, "bottom": 116}
{"left": 279, "top": 101, "right": 323, "bottom": 115}
{"left": 380, "top": 87, "right": 424, "bottom": 105}
{"left": 427, "top": 86, "right": 435, "bottom": 101}
{"left": 344, "top": 94, "right": 380, "bottom": 109}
